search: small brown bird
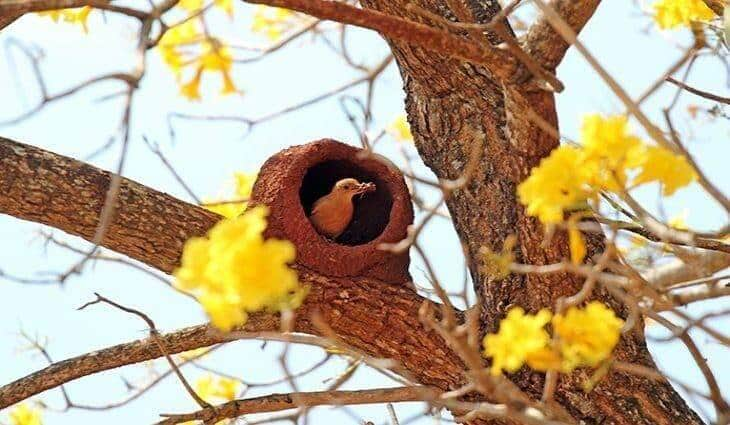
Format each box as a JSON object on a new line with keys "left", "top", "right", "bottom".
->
{"left": 309, "top": 178, "right": 376, "bottom": 239}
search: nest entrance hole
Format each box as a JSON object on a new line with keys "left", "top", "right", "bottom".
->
{"left": 299, "top": 160, "right": 393, "bottom": 245}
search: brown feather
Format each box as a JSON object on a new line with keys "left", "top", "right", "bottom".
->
{"left": 309, "top": 178, "right": 374, "bottom": 239}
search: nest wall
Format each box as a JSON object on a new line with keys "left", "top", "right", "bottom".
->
{"left": 249, "top": 139, "right": 413, "bottom": 284}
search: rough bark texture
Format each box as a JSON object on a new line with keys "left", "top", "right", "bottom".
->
{"left": 0, "top": 267, "right": 468, "bottom": 409}
{"left": 0, "top": 136, "right": 466, "bottom": 409}
{"left": 353, "top": 0, "right": 703, "bottom": 423}
{"left": 0, "top": 138, "right": 217, "bottom": 274}
{"left": 156, "top": 387, "right": 438, "bottom": 424}
{"left": 524, "top": 0, "right": 603, "bottom": 70}
{"left": 250, "top": 139, "right": 413, "bottom": 283}
{"left": 0, "top": 1, "right": 707, "bottom": 422}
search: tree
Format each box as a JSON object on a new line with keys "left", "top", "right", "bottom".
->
{"left": 0, "top": 1, "right": 728, "bottom": 424}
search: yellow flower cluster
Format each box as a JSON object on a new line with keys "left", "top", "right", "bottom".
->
{"left": 518, "top": 114, "right": 697, "bottom": 224}
{"left": 653, "top": 0, "right": 715, "bottom": 29}
{"left": 479, "top": 235, "right": 516, "bottom": 279}
{"left": 195, "top": 374, "right": 241, "bottom": 402}
{"left": 251, "top": 6, "right": 297, "bottom": 42}
{"left": 7, "top": 403, "right": 42, "bottom": 425}
{"left": 179, "top": 0, "right": 234, "bottom": 16}
{"left": 174, "top": 206, "right": 306, "bottom": 331}
{"left": 552, "top": 302, "right": 624, "bottom": 371}
{"left": 483, "top": 307, "right": 555, "bottom": 375}
{"left": 37, "top": 6, "right": 92, "bottom": 32}
{"left": 387, "top": 114, "right": 414, "bottom": 143}
{"left": 158, "top": 20, "right": 239, "bottom": 101}
{"left": 483, "top": 302, "right": 624, "bottom": 375}
{"left": 567, "top": 216, "right": 587, "bottom": 265}
{"left": 204, "top": 172, "right": 257, "bottom": 218}
{"left": 518, "top": 146, "right": 591, "bottom": 224}
{"left": 178, "top": 347, "right": 211, "bottom": 361}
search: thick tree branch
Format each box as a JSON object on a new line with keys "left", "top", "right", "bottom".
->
{"left": 0, "top": 136, "right": 467, "bottom": 410}
{"left": 0, "top": 12, "right": 20, "bottom": 30}
{"left": 0, "top": 0, "right": 520, "bottom": 85}
{"left": 524, "top": 0, "right": 602, "bottom": 70}
{"left": 242, "top": 0, "right": 519, "bottom": 84}
{"left": 0, "top": 324, "right": 245, "bottom": 410}
{"left": 0, "top": 136, "right": 217, "bottom": 274}
{"left": 0, "top": 274, "right": 467, "bottom": 410}
{"left": 0, "top": 0, "right": 142, "bottom": 19}
{"left": 353, "top": 0, "right": 704, "bottom": 421}
{"left": 702, "top": 0, "right": 724, "bottom": 16}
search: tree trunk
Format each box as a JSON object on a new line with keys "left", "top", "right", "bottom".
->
{"left": 0, "top": 0, "right": 706, "bottom": 421}
{"left": 357, "top": 0, "right": 704, "bottom": 423}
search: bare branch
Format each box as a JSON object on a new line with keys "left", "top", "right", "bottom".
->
{"left": 666, "top": 77, "right": 730, "bottom": 105}
{"left": 77, "top": 293, "right": 212, "bottom": 409}
{"left": 0, "top": 324, "right": 238, "bottom": 409}
{"left": 156, "top": 387, "right": 439, "bottom": 424}
{"left": 0, "top": 0, "right": 147, "bottom": 20}
{"left": 642, "top": 250, "right": 730, "bottom": 289}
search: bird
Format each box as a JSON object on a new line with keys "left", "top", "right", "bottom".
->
{"left": 309, "top": 178, "right": 376, "bottom": 240}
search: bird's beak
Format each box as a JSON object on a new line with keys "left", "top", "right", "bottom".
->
{"left": 355, "top": 182, "right": 376, "bottom": 195}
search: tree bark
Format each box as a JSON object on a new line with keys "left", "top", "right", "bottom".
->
{"left": 0, "top": 0, "right": 707, "bottom": 421}
{"left": 0, "top": 136, "right": 466, "bottom": 409}
{"left": 354, "top": 0, "right": 704, "bottom": 423}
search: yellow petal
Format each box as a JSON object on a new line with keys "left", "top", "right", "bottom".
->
{"left": 180, "top": 68, "right": 203, "bottom": 101}
{"left": 568, "top": 217, "right": 586, "bottom": 265}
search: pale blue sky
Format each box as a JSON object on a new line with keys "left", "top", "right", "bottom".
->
{"left": 0, "top": 1, "right": 727, "bottom": 424}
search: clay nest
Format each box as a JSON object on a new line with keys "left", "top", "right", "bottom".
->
{"left": 249, "top": 139, "right": 413, "bottom": 284}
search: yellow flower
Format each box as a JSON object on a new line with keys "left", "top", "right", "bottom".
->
{"left": 215, "top": 0, "right": 234, "bottom": 16}
{"left": 518, "top": 146, "right": 591, "bottom": 224}
{"left": 518, "top": 113, "right": 696, "bottom": 225}
{"left": 632, "top": 146, "right": 697, "bottom": 195}
{"left": 387, "top": 114, "right": 414, "bottom": 143}
{"left": 668, "top": 210, "right": 689, "bottom": 230}
{"left": 200, "top": 42, "right": 232, "bottom": 71}
{"left": 158, "top": 21, "right": 239, "bottom": 100}
{"left": 8, "top": 403, "right": 42, "bottom": 425}
{"left": 159, "top": 20, "right": 201, "bottom": 76}
{"left": 580, "top": 114, "right": 643, "bottom": 191}
{"left": 251, "top": 6, "right": 296, "bottom": 41}
{"left": 178, "top": 347, "right": 211, "bottom": 361}
{"left": 482, "top": 307, "right": 554, "bottom": 375}
{"left": 179, "top": 0, "right": 234, "bottom": 15}
{"left": 178, "top": 0, "right": 204, "bottom": 10}
{"left": 181, "top": 68, "right": 203, "bottom": 100}
{"left": 174, "top": 206, "right": 306, "bottom": 331}
{"left": 479, "top": 235, "right": 516, "bottom": 280}
{"left": 653, "top": 0, "right": 715, "bottom": 29}
{"left": 204, "top": 172, "right": 256, "bottom": 218}
{"left": 204, "top": 202, "right": 244, "bottom": 219}
{"left": 38, "top": 6, "right": 92, "bottom": 32}
{"left": 38, "top": 10, "right": 62, "bottom": 22}
{"left": 568, "top": 218, "right": 587, "bottom": 265}
{"left": 629, "top": 234, "right": 649, "bottom": 249}
{"left": 552, "top": 302, "right": 623, "bottom": 372}
{"left": 234, "top": 173, "right": 256, "bottom": 198}
{"left": 199, "top": 42, "right": 240, "bottom": 96}
{"left": 195, "top": 375, "right": 241, "bottom": 403}
{"left": 221, "top": 70, "right": 238, "bottom": 95}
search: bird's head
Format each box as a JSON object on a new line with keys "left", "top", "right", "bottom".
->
{"left": 333, "top": 178, "right": 376, "bottom": 197}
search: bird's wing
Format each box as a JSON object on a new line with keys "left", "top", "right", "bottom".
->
{"left": 311, "top": 197, "right": 326, "bottom": 216}
{"left": 309, "top": 194, "right": 354, "bottom": 239}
